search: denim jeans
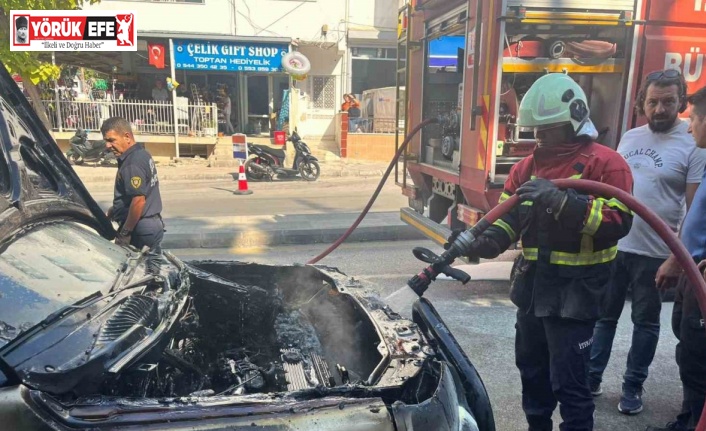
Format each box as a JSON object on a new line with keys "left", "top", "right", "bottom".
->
{"left": 588, "top": 251, "right": 664, "bottom": 390}
{"left": 348, "top": 117, "right": 367, "bottom": 133}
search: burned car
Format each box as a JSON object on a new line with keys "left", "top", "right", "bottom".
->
{"left": 0, "top": 65, "right": 494, "bottom": 431}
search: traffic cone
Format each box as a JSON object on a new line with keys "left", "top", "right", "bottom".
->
{"left": 234, "top": 163, "right": 253, "bottom": 195}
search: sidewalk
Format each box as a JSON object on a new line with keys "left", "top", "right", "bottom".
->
{"left": 72, "top": 158, "right": 391, "bottom": 183}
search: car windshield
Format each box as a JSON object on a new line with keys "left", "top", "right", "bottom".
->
{"left": 0, "top": 221, "right": 128, "bottom": 347}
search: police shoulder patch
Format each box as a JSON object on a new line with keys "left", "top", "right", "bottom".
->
{"left": 131, "top": 176, "right": 142, "bottom": 189}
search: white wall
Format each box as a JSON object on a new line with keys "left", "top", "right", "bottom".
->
{"left": 293, "top": 44, "right": 343, "bottom": 140}
{"left": 348, "top": 0, "right": 398, "bottom": 31}
{"left": 85, "top": 0, "right": 236, "bottom": 35}
{"left": 233, "top": 0, "right": 345, "bottom": 43}
{"left": 86, "top": 0, "right": 395, "bottom": 40}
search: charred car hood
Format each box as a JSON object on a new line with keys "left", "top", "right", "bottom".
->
{"left": 0, "top": 62, "right": 114, "bottom": 243}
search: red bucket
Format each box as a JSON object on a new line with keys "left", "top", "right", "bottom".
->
{"left": 274, "top": 131, "right": 286, "bottom": 146}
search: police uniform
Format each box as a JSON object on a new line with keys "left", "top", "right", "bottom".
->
{"left": 113, "top": 144, "right": 164, "bottom": 268}
{"left": 670, "top": 273, "right": 706, "bottom": 430}
{"left": 667, "top": 166, "right": 706, "bottom": 430}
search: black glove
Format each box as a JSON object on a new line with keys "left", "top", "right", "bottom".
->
{"left": 516, "top": 178, "right": 568, "bottom": 219}
{"left": 444, "top": 230, "right": 502, "bottom": 260}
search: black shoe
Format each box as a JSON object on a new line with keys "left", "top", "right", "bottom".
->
{"left": 645, "top": 421, "right": 685, "bottom": 431}
{"left": 589, "top": 380, "right": 603, "bottom": 397}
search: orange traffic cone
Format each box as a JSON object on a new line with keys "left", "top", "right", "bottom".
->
{"left": 234, "top": 163, "right": 253, "bottom": 195}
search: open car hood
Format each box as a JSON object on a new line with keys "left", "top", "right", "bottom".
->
{"left": 0, "top": 62, "right": 114, "bottom": 242}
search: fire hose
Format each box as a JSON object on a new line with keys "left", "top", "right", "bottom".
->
{"left": 307, "top": 117, "right": 706, "bottom": 429}
{"left": 306, "top": 117, "right": 439, "bottom": 265}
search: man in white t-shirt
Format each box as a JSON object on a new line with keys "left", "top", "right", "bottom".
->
{"left": 588, "top": 69, "right": 706, "bottom": 415}
{"left": 152, "top": 79, "right": 169, "bottom": 102}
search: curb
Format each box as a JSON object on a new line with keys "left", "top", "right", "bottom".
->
{"left": 161, "top": 223, "right": 426, "bottom": 249}
{"left": 77, "top": 169, "right": 388, "bottom": 183}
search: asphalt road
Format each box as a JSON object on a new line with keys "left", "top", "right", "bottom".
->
{"left": 84, "top": 176, "right": 408, "bottom": 218}
{"left": 174, "top": 240, "right": 683, "bottom": 431}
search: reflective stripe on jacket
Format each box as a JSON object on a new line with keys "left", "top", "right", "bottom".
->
{"left": 486, "top": 141, "right": 634, "bottom": 320}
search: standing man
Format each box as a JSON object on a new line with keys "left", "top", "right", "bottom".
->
{"left": 152, "top": 79, "right": 169, "bottom": 102}
{"left": 646, "top": 86, "right": 706, "bottom": 431}
{"left": 447, "top": 73, "right": 633, "bottom": 430}
{"left": 221, "top": 88, "right": 235, "bottom": 135}
{"left": 588, "top": 69, "right": 706, "bottom": 415}
{"left": 102, "top": 117, "right": 165, "bottom": 273}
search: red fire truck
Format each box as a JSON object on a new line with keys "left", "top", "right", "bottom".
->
{"left": 395, "top": 0, "right": 706, "bottom": 246}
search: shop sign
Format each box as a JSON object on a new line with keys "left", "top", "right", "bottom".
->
{"left": 173, "top": 39, "right": 288, "bottom": 73}
{"left": 9, "top": 10, "right": 136, "bottom": 51}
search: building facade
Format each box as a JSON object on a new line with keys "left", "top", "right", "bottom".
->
{"left": 76, "top": 0, "right": 397, "bottom": 157}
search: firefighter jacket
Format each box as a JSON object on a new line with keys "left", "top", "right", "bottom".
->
{"left": 483, "top": 141, "right": 634, "bottom": 321}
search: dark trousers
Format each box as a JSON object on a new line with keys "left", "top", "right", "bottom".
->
{"left": 589, "top": 251, "right": 664, "bottom": 390}
{"left": 129, "top": 216, "right": 165, "bottom": 274}
{"left": 516, "top": 312, "right": 596, "bottom": 431}
{"left": 674, "top": 354, "right": 706, "bottom": 431}
{"left": 671, "top": 273, "right": 706, "bottom": 431}
{"left": 670, "top": 343, "right": 706, "bottom": 430}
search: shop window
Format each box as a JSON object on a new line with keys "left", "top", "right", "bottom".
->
{"left": 351, "top": 47, "right": 397, "bottom": 59}
{"left": 351, "top": 46, "right": 398, "bottom": 95}
{"left": 247, "top": 76, "right": 269, "bottom": 115}
{"left": 309, "top": 76, "right": 336, "bottom": 111}
{"left": 351, "top": 59, "right": 397, "bottom": 95}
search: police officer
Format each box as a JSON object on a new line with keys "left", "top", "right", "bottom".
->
{"left": 449, "top": 74, "right": 634, "bottom": 430}
{"left": 646, "top": 86, "right": 706, "bottom": 431}
{"left": 102, "top": 117, "right": 164, "bottom": 272}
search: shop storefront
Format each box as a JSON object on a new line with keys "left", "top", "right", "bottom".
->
{"left": 171, "top": 38, "right": 291, "bottom": 136}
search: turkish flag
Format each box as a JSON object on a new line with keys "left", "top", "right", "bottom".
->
{"left": 148, "top": 43, "right": 165, "bottom": 69}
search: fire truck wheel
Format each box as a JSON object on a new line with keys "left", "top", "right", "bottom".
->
{"left": 547, "top": 40, "right": 566, "bottom": 59}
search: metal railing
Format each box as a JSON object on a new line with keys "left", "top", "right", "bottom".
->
{"left": 348, "top": 117, "right": 404, "bottom": 134}
{"left": 41, "top": 99, "right": 219, "bottom": 137}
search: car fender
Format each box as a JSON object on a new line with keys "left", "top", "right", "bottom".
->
{"left": 391, "top": 361, "right": 480, "bottom": 431}
{"left": 412, "top": 298, "right": 495, "bottom": 431}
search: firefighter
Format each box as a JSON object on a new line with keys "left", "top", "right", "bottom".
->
{"left": 646, "top": 85, "right": 706, "bottom": 431}
{"left": 449, "top": 73, "right": 634, "bottom": 430}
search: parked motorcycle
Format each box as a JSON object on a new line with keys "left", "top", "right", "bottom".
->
{"left": 244, "top": 131, "right": 320, "bottom": 181}
{"left": 65, "top": 129, "right": 116, "bottom": 166}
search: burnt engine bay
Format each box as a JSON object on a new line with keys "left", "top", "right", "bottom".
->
{"left": 95, "top": 263, "right": 387, "bottom": 399}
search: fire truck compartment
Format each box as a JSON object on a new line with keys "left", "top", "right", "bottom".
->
{"left": 506, "top": 0, "right": 637, "bottom": 12}
{"left": 422, "top": 18, "right": 466, "bottom": 172}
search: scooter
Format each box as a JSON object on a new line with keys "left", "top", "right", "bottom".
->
{"left": 65, "top": 129, "right": 116, "bottom": 166}
{"left": 244, "top": 131, "right": 320, "bottom": 181}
